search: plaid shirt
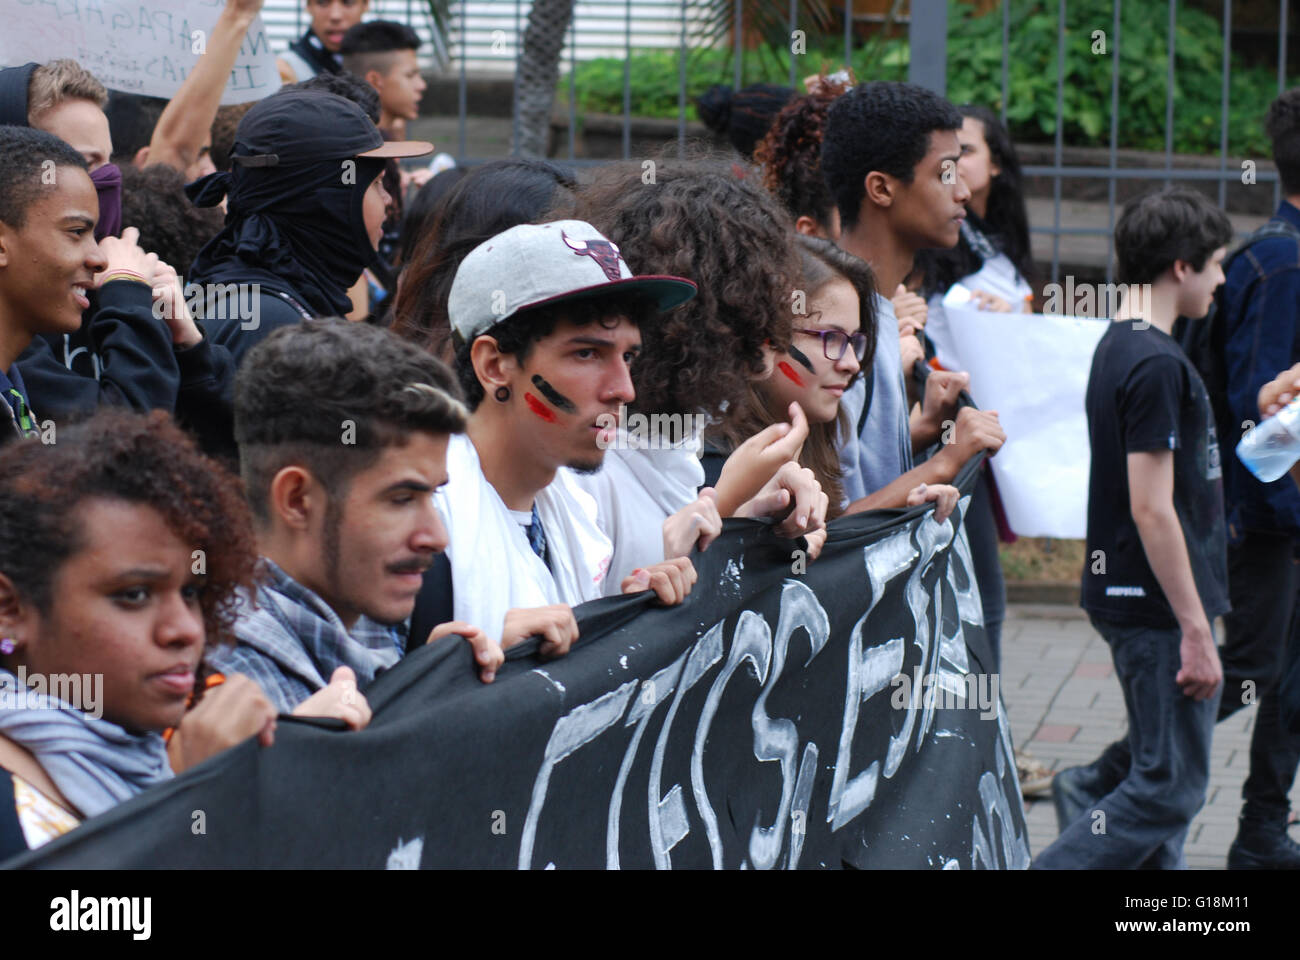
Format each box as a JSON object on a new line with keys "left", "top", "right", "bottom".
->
{"left": 206, "top": 558, "right": 406, "bottom": 714}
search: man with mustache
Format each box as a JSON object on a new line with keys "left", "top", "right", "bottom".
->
{"left": 208, "top": 319, "right": 501, "bottom": 712}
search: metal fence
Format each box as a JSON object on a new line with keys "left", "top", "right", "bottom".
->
{"left": 269, "top": 0, "right": 1295, "bottom": 284}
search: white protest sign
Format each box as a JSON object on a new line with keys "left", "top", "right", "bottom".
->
{"left": 1, "top": 0, "right": 280, "bottom": 105}
{"left": 925, "top": 296, "right": 1109, "bottom": 539}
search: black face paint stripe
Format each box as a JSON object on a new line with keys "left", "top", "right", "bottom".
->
{"left": 530, "top": 375, "right": 577, "bottom": 413}
{"left": 788, "top": 343, "right": 817, "bottom": 374}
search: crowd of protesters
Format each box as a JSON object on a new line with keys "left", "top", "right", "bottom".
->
{"left": 0, "top": 0, "right": 1299, "bottom": 873}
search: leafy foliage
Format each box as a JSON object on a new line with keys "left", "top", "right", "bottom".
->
{"left": 558, "top": 0, "right": 1295, "bottom": 155}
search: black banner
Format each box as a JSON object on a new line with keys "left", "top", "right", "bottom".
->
{"left": 9, "top": 464, "right": 1030, "bottom": 870}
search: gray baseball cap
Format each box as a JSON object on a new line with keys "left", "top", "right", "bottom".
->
{"left": 447, "top": 219, "right": 697, "bottom": 344}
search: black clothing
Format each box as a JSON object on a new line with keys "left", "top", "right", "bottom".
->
{"left": 1082, "top": 321, "right": 1229, "bottom": 628}
{"left": 181, "top": 287, "right": 313, "bottom": 462}
{"left": 189, "top": 155, "right": 385, "bottom": 320}
{"left": 287, "top": 29, "right": 342, "bottom": 79}
{"left": 0, "top": 63, "right": 36, "bottom": 126}
{"left": 0, "top": 773, "right": 26, "bottom": 862}
{"left": 16, "top": 280, "right": 181, "bottom": 420}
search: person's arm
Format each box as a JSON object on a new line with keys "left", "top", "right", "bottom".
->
{"left": 276, "top": 56, "right": 298, "bottom": 85}
{"left": 145, "top": 0, "right": 266, "bottom": 173}
{"left": 499, "top": 605, "right": 580, "bottom": 659}
{"left": 1228, "top": 265, "right": 1300, "bottom": 526}
{"left": 172, "top": 329, "right": 237, "bottom": 455}
{"left": 844, "top": 457, "right": 958, "bottom": 512}
{"left": 1257, "top": 361, "right": 1300, "bottom": 490}
{"left": 424, "top": 621, "right": 505, "bottom": 683}
{"left": 909, "top": 368, "right": 969, "bottom": 452}
{"left": 167, "top": 673, "right": 276, "bottom": 774}
{"left": 844, "top": 405, "right": 1004, "bottom": 513}
{"left": 19, "top": 227, "right": 188, "bottom": 419}
{"left": 17, "top": 281, "right": 181, "bottom": 419}
{"left": 713, "top": 401, "right": 809, "bottom": 516}
{"left": 1127, "top": 450, "right": 1222, "bottom": 700}
{"left": 900, "top": 334, "right": 925, "bottom": 409}
{"left": 345, "top": 273, "right": 369, "bottom": 321}
{"left": 620, "top": 556, "right": 698, "bottom": 607}
{"left": 893, "top": 284, "right": 928, "bottom": 338}
{"left": 662, "top": 487, "right": 722, "bottom": 559}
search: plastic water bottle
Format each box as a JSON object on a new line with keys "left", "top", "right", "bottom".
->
{"left": 1237, "top": 396, "right": 1300, "bottom": 483}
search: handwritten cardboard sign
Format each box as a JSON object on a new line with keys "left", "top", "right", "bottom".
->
{"left": 1, "top": 0, "right": 281, "bottom": 105}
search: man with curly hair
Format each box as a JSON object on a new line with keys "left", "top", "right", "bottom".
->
{"left": 568, "top": 158, "right": 833, "bottom": 586}
{"left": 416, "top": 220, "right": 701, "bottom": 657}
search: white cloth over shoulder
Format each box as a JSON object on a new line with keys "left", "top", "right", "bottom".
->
{"left": 436, "top": 434, "right": 613, "bottom": 640}
{"left": 570, "top": 426, "right": 706, "bottom": 593}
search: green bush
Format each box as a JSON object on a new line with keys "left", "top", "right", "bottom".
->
{"left": 560, "top": 0, "right": 1295, "bottom": 156}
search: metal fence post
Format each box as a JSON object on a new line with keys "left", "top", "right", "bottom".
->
{"left": 908, "top": 0, "right": 947, "bottom": 95}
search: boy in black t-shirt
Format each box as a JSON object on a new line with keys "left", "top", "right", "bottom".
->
{"left": 1036, "top": 188, "right": 1233, "bottom": 869}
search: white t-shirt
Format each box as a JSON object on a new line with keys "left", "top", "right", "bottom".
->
{"left": 435, "top": 433, "right": 613, "bottom": 641}
{"left": 570, "top": 426, "right": 706, "bottom": 593}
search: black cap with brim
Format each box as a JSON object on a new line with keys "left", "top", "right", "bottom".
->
{"left": 230, "top": 89, "right": 433, "bottom": 167}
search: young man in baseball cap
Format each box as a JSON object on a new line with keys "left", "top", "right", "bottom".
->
{"left": 411, "top": 220, "right": 699, "bottom": 658}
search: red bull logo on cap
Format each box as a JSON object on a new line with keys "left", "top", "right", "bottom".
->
{"left": 561, "top": 231, "right": 624, "bottom": 282}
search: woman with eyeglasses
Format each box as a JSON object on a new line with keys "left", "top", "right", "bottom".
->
{"left": 709, "top": 236, "right": 960, "bottom": 522}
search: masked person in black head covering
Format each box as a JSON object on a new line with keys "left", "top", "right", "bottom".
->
{"left": 188, "top": 88, "right": 430, "bottom": 354}
{"left": 180, "top": 88, "right": 430, "bottom": 459}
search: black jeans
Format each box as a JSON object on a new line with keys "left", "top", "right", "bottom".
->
{"left": 1034, "top": 618, "right": 1219, "bottom": 868}
{"left": 1071, "top": 529, "right": 1300, "bottom": 822}
{"left": 1220, "top": 529, "right": 1300, "bottom": 821}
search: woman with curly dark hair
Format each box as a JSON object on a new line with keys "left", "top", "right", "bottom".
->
{"left": 0, "top": 409, "right": 333, "bottom": 858}
{"left": 708, "top": 235, "right": 874, "bottom": 518}
{"left": 567, "top": 156, "right": 831, "bottom": 586}
{"left": 705, "top": 235, "right": 960, "bottom": 524}
{"left": 392, "top": 158, "right": 578, "bottom": 360}
{"left": 752, "top": 74, "right": 853, "bottom": 239}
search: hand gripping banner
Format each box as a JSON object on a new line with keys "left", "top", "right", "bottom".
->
{"left": 10, "top": 459, "right": 1030, "bottom": 869}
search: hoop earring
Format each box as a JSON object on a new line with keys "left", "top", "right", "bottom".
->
{"left": 494, "top": 386, "right": 511, "bottom": 402}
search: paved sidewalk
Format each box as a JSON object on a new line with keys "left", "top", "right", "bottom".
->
{"left": 1003, "top": 603, "right": 1299, "bottom": 870}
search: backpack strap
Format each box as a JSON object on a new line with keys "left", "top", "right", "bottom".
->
{"left": 268, "top": 289, "right": 315, "bottom": 321}
{"left": 855, "top": 366, "right": 875, "bottom": 436}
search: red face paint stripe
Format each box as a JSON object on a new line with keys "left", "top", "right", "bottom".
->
{"left": 777, "top": 361, "right": 805, "bottom": 388}
{"left": 524, "top": 392, "right": 557, "bottom": 423}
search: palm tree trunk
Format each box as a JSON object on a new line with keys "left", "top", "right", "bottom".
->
{"left": 515, "top": 0, "right": 575, "bottom": 157}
